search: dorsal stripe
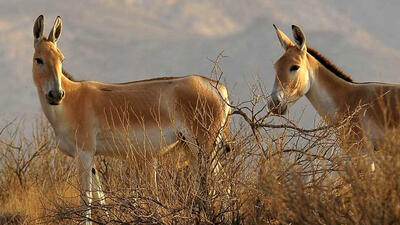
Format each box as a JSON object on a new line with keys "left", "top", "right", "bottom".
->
{"left": 307, "top": 46, "right": 354, "bottom": 83}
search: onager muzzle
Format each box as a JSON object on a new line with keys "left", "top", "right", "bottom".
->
{"left": 46, "top": 88, "right": 64, "bottom": 105}
{"left": 268, "top": 93, "right": 287, "bottom": 115}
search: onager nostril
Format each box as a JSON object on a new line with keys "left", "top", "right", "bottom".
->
{"left": 48, "top": 90, "right": 55, "bottom": 99}
{"left": 47, "top": 90, "right": 64, "bottom": 102}
{"left": 268, "top": 95, "right": 280, "bottom": 110}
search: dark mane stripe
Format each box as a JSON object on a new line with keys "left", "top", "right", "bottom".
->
{"left": 307, "top": 46, "right": 354, "bottom": 83}
{"left": 62, "top": 69, "right": 76, "bottom": 81}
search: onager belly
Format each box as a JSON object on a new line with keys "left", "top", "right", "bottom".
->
{"left": 95, "top": 126, "right": 181, "bottom": 158}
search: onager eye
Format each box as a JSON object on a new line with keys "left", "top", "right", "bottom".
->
{"left": 290, "top": 65, "right": 300, "bottom": 72}
{"left": 34, "top": 58, "right": 43, "bottom": 65}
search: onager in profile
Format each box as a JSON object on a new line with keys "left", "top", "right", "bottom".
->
{"left": 32, "top": 15, "right": 230, "bottom": 223}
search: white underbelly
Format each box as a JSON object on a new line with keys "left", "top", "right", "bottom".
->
{"left": 95, "top": 127, "right": 179, "bottom": 157}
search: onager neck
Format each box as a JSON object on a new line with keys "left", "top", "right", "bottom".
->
{"left": 305, "top": 54, "right": 353, "bottom": 121}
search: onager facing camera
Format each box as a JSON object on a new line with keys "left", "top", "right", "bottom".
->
{"left": 32, "top": 15, "right": 230, "bottom": 223}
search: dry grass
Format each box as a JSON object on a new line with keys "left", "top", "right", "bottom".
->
{"left": 2, "top": 94, "right": 400, "bottom": 225}
{"left": 2, "top": 56, "right": 400, "bottom": 224}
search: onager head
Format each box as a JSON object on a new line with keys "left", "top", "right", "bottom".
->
{"left": 32, "top": 15, "right": 65, "bottom": 105}
{"left": 268, "top": 25, "right": 311, "bottom": 115}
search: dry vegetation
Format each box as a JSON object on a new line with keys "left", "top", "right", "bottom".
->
{"left": 2, "top": 93, "right": 400, "bottom": 225}
{"left": 2, "top": 59, "right": 400, "bottom": 224}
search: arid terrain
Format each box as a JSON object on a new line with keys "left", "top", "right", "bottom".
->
{"left": 1, "top": 1, "right": 400, "bottom": 224}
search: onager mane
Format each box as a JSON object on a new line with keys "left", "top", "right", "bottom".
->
{"left": 307, "top": 46, "right": 354, "bottom": 83}
{"left": 62, "top": 69, "right": 76, "bottom": 81}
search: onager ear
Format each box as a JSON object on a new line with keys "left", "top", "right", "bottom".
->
{"left": 33, "top": 15, "right": 44, "bottom": 46}
{"left": 48, "top": 16, "right": 62, "bottom": 45}
{"left": 292, "top": 25, "right": 307, "bottom": 53}
{"left": 273, "top": 24, "right": 294, "bottom": 50}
